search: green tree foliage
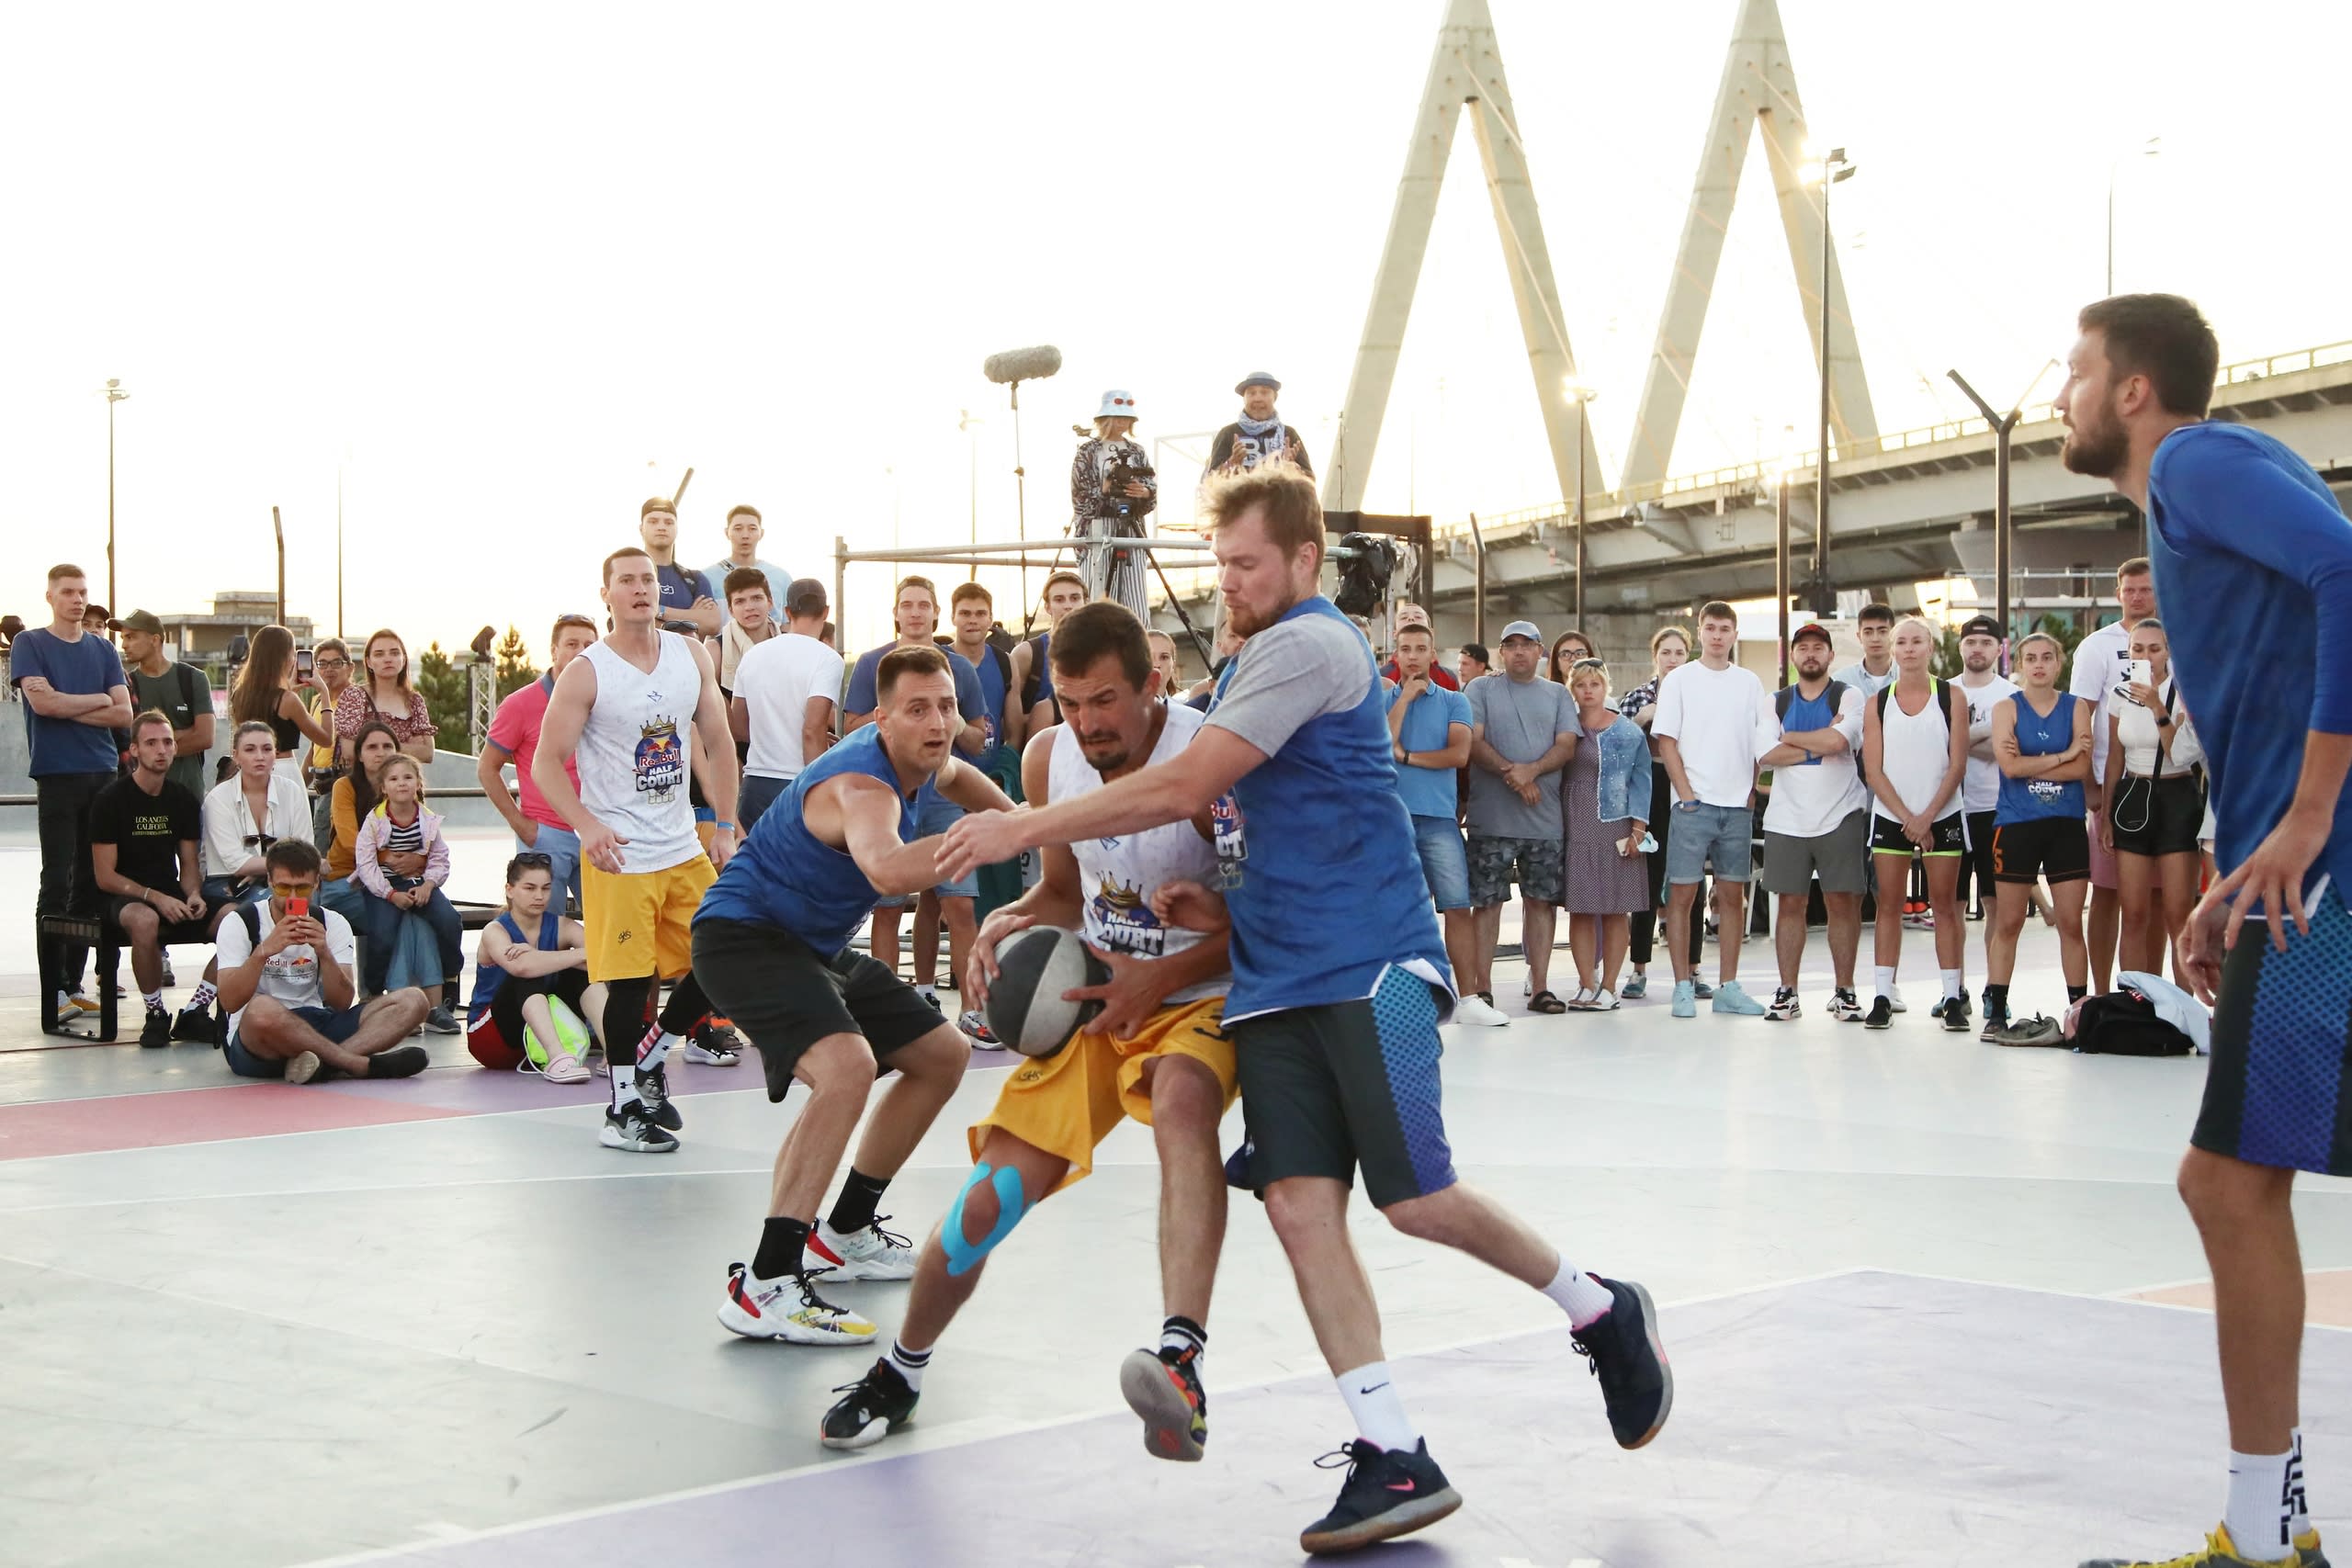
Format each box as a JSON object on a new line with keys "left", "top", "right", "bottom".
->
{"left": 494, "top": 626, "right": 538, "bottom": 700}
{"left": 416, "top": 642, "right": 472, "bottom": 755}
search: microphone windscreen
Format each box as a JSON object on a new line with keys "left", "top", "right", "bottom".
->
{"left": 983, "top": 345, "right": 1064, "bottom": 385}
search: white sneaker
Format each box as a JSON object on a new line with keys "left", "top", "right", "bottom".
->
{"left": 57, "top": 990, "right": 99, "bottom": 1017}
{"left": 809, "top": 1218, "right": 917, "bottom": 1281}
{"left": 1521, "top": 977, "right": 1532, "bottom": 998}
{"left": 718, "top": 1264, "right": 877, "bottom": 1345}
{"left": 1887, "top": 986, "right": 1907, "bottom": 1013}
{"left": 1452, "top": 995, "right": 1510, "bottom": 1028}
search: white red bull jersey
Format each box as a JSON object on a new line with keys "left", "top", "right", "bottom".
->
{"left": 577, "top": 634, "right": 705, "bottom": 874}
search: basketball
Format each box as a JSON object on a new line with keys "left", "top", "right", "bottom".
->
{"left": 984, "top": 927, "right": 1112, "bottom": 1058}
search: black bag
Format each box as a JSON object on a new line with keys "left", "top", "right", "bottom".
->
{"left": 2073, "top": 986, "right": 2197, "bottom": 1056}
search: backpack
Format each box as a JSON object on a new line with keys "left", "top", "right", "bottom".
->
{"left": 1872, "top": 676, "right": 1957, "bottom": 729}
{"left": 210, "top": 901, "right": 267, "bottom": 1044}
{"left": 2073, "top": 987, "right": 2198, "bottom": 1056}
{"left": 118, "top": 661, "right": 201, "bottom": 773}
{"left": 1775, "top": 678, "right": 1850, "bottom": 723}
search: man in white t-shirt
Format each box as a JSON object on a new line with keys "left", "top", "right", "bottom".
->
{"left": 2065, "top": 557, "right": 2157, "bottom": 993}
{"left": 1756, "top": 622, "right": 1870, "bottom": 1022}
{"left": 217, "top": 840, "right": 431, "bottom": 1082}
{"left": 732, "top": 579, "right": 845, "bottom": 834}
{"left": 1953, "top": 615, "right": 2018, "bottom": 930}
{"left": 1653, "top": 600, "right": 1778, "bottom": 1019}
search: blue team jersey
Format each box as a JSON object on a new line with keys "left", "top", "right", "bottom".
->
{"left": 963, "top": 643, "right": 1010, "bottom": 773}
{"left": 1996, "top": 691, "right": 2085, "bottom": 824}
{"left": 2148, "top": 421, "right": 2352, "bottom": 896}
{"left": 695, "top": 726, "right": 925, "bottom": 955}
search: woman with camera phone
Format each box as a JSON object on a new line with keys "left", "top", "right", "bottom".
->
{"left": 2099, "top": 618, "right": 2206, "bottom": 977}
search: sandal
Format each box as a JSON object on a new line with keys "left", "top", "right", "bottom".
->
{"left": 1580, "top": 989, "right": 1622, "bottom": 1011}
{"left": 1528, "top": 989, "right": 1568, "bottom": 1014}
{"left": 1565, "top": 987, "right": 1602, "bottom": 1011}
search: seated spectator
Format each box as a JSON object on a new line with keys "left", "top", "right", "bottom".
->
{"left": 350, "top": 754, "right": 465, "bottom": 1032}
{"left": 2098, "top": 617, "right": 2205, "bottom": 977}
{"left": 701, "top": 503, "right": 790, "bottom": 618}
{"left": 1379, "top": 604, "right": 1460, "bottom": 690}
{"left": 173, "top": 720, "right": 316, "bottom": 1040}
{"left": 90, "top": 712, "right": 205, "bottom": 1046}
{"left": 334, "top": 628, "right": 435, "bottom": 765}
{"left": 1547, "top": 628, "right": 1599, "bottom": 685}
{"left": 1559, "top": 659, "right": 1652, "bottom": 1009}
{"left": 467, "top": 852, "right": 607, "bottom": 1081}
{"left": 732, "top": 579, "right": 842, "bottom": 832}
{"left": 1385, "top": 624, "right": 1497, "bottom": 1024}
{"left": 228, "top": 624, "right": 335, "bottom": 783}
{"left": 301, "top": 637, "right": 354, "bottom": 841}
{"left": 217, "top": 840, "right": 430, "bottom": 1082}
{"left": 480, "top": 615, "right": 599, "bottom": 912}
{"left": 322, "top": 721, "right": 402, "bottom": 900}
{"left": 117, "top": 609, "right": 214, "bottom": 799}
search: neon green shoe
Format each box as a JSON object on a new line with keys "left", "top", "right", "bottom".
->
{"left": 2296, "top": 1529, "right": 2331, "bottom": 1568}
{"left": 2080, "top": 1524, "right": 2301, "bottom": 1567}
{"left": 523, "top": 998, "right": 594, "bottom": 1083}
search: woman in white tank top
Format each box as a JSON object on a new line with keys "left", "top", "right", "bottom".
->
{"left": 1858, "top": 617, "right": 1972, "bottom": 1030}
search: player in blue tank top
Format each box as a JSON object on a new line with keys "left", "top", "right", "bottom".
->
{"left": 1983, "top": 633, "right": 2095, "bottom": 1033}
{"left": 937, "top": 467, "right": 1671, "bottom": 1555}
{"left": 2058, "top": 295, "right": 2352, "bottom": 1568}
{"left": 693, "top": 646, "right": 1015, "bottom": 1353}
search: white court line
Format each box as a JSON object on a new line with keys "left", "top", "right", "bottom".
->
{"left": 1878, "top": 1261, "right": 2352, "bottom": 1335}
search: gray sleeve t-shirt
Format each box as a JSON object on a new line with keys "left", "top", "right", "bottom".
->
{"left": 1206, "top": 614, "right": 1371, "bottom": 758}
{"left": 1465, "top": 673, "right": 1572, "bottom": 840}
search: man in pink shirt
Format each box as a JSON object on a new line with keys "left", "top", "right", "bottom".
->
{"left": 478, "top": 614, "right": 599, "bottom": 912}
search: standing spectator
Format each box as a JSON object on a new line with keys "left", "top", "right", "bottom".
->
{"left": 466, "top": 852, "right": 607, "bottom": 1080}
{"left": 90, "top": 711, "right": 205, "bottom": 1046}
{"left": 639, "top": 498, "right": 719, "bottom": 637}
{"left": 301, "top": 637, "right": 354, "bottom": 841}
{"left": 229, "top": 624, "right": 335, "bottom": 784}
{"left": 1860, "top": 617, "right": 1971, "bottom": 1031}
{"left": 1984, "top": 632, "right": 2093, "bottom": 1035}
{"left": 2099, "top": 617, "right": 2206, "bottom": 978}
{"left": 1206, "top": 372, "right": 1313, "bottom": 478}
{"left": 334, "top": 628, "right": 435, "bottom": 765}
{"left": 174, "top": 719, "right": 316, "bottom": 1039}
{"left": 479, "top": 613, "right": 601, "bottom": 912}
{"left": 700, "top": 503, "right": 790, "bottom": 619}
{"left": 117, "top": 609, "right": 213, "bottom": 798}
{"left": 1464, "top": 620, "right": 1578, "bottom": 1013}
{"left": 1952, "top": 614, "right": 2018, "bottom": 925}
{"left": 712, "top": 569, "right": 782, "bottom": 697}
{"left": 1653, "top": 602, "right": 1772, "bottom": 1019}
{"left": 1832, "top": 602, "right": 1899, "bottom": 696}
{"left": 1756, "top": 622, "right": 1870, "bottom": 1022}
{"left": 1546, "top": 628, "right": 1598, "bottom": 685}
{"left": 1146, "top": 629, "right": 1182, "bottom": 694}
{"left": 1617, "top": 626, "right": 1700, "bottom": 1001}
{"left": 2069, "top": 557, "right": 2161, "bottom": 993}
{"left": 15, "top": 564, "right": 133, "bottom": 1022}
{"left": 929, "top": 581, "right": 1017, "bottom": 1029}
{"left": 1457, "top": 642, "right": 1491, "bottom": 684}
{"left": 731, "top": 579, "right": 842, "bottom": 833}
{"left": 1184, "top": 620, "right": 1247, "bottom": 712}
{"left": 1071, "top": 389, "right": 1158, "bottom": 620}
{"left": 1558, "top": 659, "right": 1651, "bottom": 1009}
{"left": 1385, "top": 623, "right": 1499, "bottom": 1025}
{"left": 352, "top": 753, "right": 465, "bottom": 1030}
{"left": 948, "top": 582, "right": 1016, "bottom": 775}
{"left": 1378, "top": 606, "right": 1460, "bottom": 690}
{"left": 1009, "top": 570, "right": 1089, "bottom": 737}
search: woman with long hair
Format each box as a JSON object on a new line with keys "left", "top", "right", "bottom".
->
{"left": 1617, "top": 626, "right": 1702, "bottom": 1000}
{"left": 169, "top": 718, "right": 320, "bottom": 1041}
{"left": 2098, "top": 617, "right": 2206, "bottom": 977}
{"left": 1559, "top": 659, "right": 1652, "bottom": 1008}
{"left": 350, "top": 753, "right": 464, "bottom": 1032}
{"left": 1860, "top": 617, "right": 1971, "bottom": 1032}
{"left": 229, "top": 625, "right": 335, "bottom": 784}
{"left": 1069, "top": 389, "right": 1158, "bottom": 620}
{"left": 321, "top": 721, "right": 404, "bottom": 925}
{"left": 334, "top": 628, "right": 435, "bottom": 766}
{"left": 1547, "top": 628, "right": 1598, "bottom": 684}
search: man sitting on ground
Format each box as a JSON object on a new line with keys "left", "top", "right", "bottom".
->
{"left": 90, "top": 711, "right": 206, "bottom": 1046}
{"left": 217, "top": 840, "right": 430, "bottom": 1082}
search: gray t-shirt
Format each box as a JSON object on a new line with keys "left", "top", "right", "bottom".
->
{"left": 1465, "top": 672, "right": 1574, "bottom": 840}
{"left": 1205, "top": 614, "right": 1369, "bottom": 757}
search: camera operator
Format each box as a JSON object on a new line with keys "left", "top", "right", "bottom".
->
{"left": 1070, "top": 389, "right": 1158, "bottom": 621}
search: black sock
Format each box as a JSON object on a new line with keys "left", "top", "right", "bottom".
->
{"left": 659, "top": 972, "right": 712, "bottom": 1036}
{"left": 1984, "top": 983, "right": 2009, "bottom": 1012}
{"left": 2066, "top": 984, "right": 2088, "bottom": 1003}
{"left": 1160, "top": 1314, "right": 1207, "bottom": 1359}
{"left": 753, "top": 1215, "right": 811, "bottom": 1280}
{"left": 441, "top": 978, "right": 459, "bottom": 1008}
{"left": 828, "top": 1168, "right": 891, "bottom": 1235}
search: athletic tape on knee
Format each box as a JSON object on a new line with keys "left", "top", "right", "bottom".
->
{"left": 941, "top": 1162, "right": 1028, "bottom": 1278}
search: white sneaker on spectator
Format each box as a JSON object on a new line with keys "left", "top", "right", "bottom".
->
{"left": 58, "top": 990, "right": 99, "bottom": 1017}
{"left": 1453, "top": 995, "right": 1510, "bottom": 1028}
{"left": 1887, "top": 987, "right": 1907, "bottom": 1013}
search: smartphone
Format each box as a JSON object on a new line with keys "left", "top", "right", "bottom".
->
{"left": 286, "top": 897, "right": 310, "bottom": 920}
{"left": 2127, "top": 658, "right": 2153, "bottom": 693}
{"left": 296, "top": 648, "right": 314, "bottom": 679}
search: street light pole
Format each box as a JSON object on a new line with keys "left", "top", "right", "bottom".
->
{"left": 1807, "top": 148, "right": 1855, "bottom": 608}
{"left": 1773, "top": 470, "right": 1792, "bottom": 688}
{"left": 957, "top": 410, "right": 982, "bottom": 545}
{"left": 1563, "top": 382, "right": 1597, "bottom": 627}
{"left": 104, "top": 379, "right": 130, "bottom": 612}
{"left": 2106, "top": 137, "right": 2161, "bottom": 296}
{"left": 1948, "top": 360, "right": 2058, "bottom": 671}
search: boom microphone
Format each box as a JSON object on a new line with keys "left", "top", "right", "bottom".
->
{"left": 984, "top": 345, "right": 1063, "bottom": 385}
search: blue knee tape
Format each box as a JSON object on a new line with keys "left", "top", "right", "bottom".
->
{"left": 941, "top": 1161, "right": 1027, "bottom": 1277}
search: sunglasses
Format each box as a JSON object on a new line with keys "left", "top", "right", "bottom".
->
{"left": 271, "top": 882, "right": 318, "bottom": 898}
{"left": 555, "top": 613, "right": 598, "bottom": 628}
{"left": 242, "top": 832, "right": 279, "bottom": 849}
{"left": 511, "top": 852, "right": 553, "bottom": 868}
{"left": 1570, "top": 657, "right": 1607, "bottom": 671}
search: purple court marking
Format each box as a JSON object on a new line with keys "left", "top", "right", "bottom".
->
{"left": 320, "top": 1270, "right": 2352, "bottom": 1567}
{"left": 317, "top": 1043, "right": 1015, "bottom": 1111}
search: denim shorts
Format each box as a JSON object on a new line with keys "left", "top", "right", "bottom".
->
{"left": 1410, "top": 815, "right": 1472, "bottom": 912}
{"left": 876, "top": 794, "right": 979, "bottom": 908}
{"left": 1665, "top": 801, "right": 1753, "bottom": 886}
{"left": 225, "top": 1004, "right": 364, "bottom": 1077}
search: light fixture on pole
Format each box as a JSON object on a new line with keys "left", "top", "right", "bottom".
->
{"left": 1562, "top": 381, "right": 1597, "bottom": 627}
{"left": 957, "top": 409, "right": 984, "bottom": 546}
{"left": 1800, "top": 146, "right": 1856, "bottom": 614}
{"left": 2106, "top": 137, "right": 2161, "bottom": 297}
{"left": 1766, "top": 463, "right": 1793, "bottom": 688}
{"left": 103, "top": 378, "right": 130, "bottom": 613}
{"left": 1947, "top": 358, "right": 2059, "bottom": 669}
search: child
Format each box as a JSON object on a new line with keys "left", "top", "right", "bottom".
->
{"left": 350, "top": 754, "right": 464, "bottom": 1031}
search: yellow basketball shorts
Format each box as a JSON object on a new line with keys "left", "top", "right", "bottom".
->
{"left": 582, "top": 854, "right": 716, "bottom": 982}
{"left": 968, "top": 995, "right": 1237, "bottom": 1193}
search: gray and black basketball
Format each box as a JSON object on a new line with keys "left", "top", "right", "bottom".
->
{"left": 985, "top": 927, "right": 1113, "bottom": 1058}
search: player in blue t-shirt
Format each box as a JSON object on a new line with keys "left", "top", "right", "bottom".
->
{"left": 2057, "top": 294, "right": 2352, "bottom": 1568}
{"left": 694, "top": 644, "right": 1012, "bottom": 1351}
{"left": 939, "top": 468, "right": 1670, "bottom": 1557}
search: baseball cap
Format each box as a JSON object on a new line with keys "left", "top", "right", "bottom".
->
{"left": 1234, "top": 371, "right": 1281, "bottom": 395}
{"left": 1499, "top": 619, "right": 1542, "bottom": 644}
{"left": 118, "top": 609, "right": 164, "bottom": 636}
{"left": 1459, "top": 642, "right": 1490, "bottom": 665}
{"left": 1792, "top": 620, "right": 1833, "bottom": 647}
{"left": 1959, "top": 614, "right": 2003, "bottom": 641}
{"left": 784, "top": 577, "right": 830, "bottom": 617}
{"left": 1393, "top": 604, "right": 1431, "bottom": 630}
{"left": 639, "top": 495, "right": 675, "bottom": 520}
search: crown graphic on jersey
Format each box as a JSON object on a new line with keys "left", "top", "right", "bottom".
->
{"left": 639, "top": 718, "right": 679, "bottom": 741}
{"left": 1096, "top": 877, "right": 1145, "bottom": 912}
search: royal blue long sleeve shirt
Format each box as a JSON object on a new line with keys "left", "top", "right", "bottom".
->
{"left": 2147, "top": 420, "right": 2352, "bottom": 897}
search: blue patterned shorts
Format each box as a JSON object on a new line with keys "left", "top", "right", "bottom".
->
{"left": 2194, "top": 883, "right": 2352, "bottom": 1176}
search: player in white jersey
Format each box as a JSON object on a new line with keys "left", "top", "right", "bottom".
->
{"left": 819, "top": 603, "right": 1240, "bottom": 1463}
{"left": 535, "top": 545, "right": 741, "bottom": 1154}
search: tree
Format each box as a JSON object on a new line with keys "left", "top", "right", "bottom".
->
{"left": 494, "top": 626, "right": 538, "bottom": 700}
{"left": 416, "top": 642, "right": 472, "bottom": 755}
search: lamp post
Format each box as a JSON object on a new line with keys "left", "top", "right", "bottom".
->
{"left": 1804, "top": 147, "right": 1855, "bottom": 610}
{"left": 1563, "top": 381, "right": 1597, "bottom": 626}
{"left": 2106, "top": 137, "right": 2161, "bottom": 296}
{"left": 957, "top": 409, "right": 983, "bottom": 545}
{"left": 1948, "top": 359, "right": 2059, "bottom": 670}
{"left": 1770, "top": 466, "right": 1793, "bottom": 688}
{"left": 104, "top": 379, "right": 130, "bottom": 612}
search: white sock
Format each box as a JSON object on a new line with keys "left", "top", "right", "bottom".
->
{"left": 2290, "top": 1429, "right": 2312, "bottom": 1539}
{"left": 1940, "top": 968, "right": 1964, "bottom": 1002}
{"left": 637, "top": 1028, "right": 680, "bottom": 1072}
{"left": 142, "top": 990, "right": 164, "bottom": 1010}
{"left": 1540, "top": 1260, "right": 1618, "bottom": 1329}
{"left": 609, "top": 1059, "right": 640, "bottom": 1111}
{"left": 187, "top": 980, "right": 217, "bottom": 1010}
{"left": 888, "top": 1337, "right": 931, "bottom": 1392}
{"left": 2225, "top": 1449, "right": 2297, "bottom": 1562}
{"left": 1873, "top": 966, "right": 1896, "bottom": 1002}
{"left": 918, "top": 984, "right": 936, "bottom": 1004}
{"left": 1336, "top": 1363, "right": 1419, "bottom": 1452}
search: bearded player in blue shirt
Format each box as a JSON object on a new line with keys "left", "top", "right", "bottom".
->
{"left": 2058, "top": 295, "right": 2352, "bottom": 1568}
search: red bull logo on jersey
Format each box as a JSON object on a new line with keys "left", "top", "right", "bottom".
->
{"left": 634, "top": 717, "right": 686, "bottom": 803}
{"left": 1210, "top": 792, "right": 1246, "bottom": 889}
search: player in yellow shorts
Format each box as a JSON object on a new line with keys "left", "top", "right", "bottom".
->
{"left": 820, "top": 603, "right": 1238, "bottom": 1463}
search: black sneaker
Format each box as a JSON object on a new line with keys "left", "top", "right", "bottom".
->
{"left": 637, "top": 1059, "right": 683, "bottom": 1132}
{"left": 1941, "top": 995, "right": 1972, "bottom": 1033}
{"left": 1928, "top": 996, "right": 1951, "bottom": 1021}
{"left": 820, "top": 1358, "right": 919, "bottom": 1450}
{"left": 368, "top": 1043, "right": 431, "bottom": 1078}
{"left": 1298, "top": 1438, "right": 1463, "bottom": 1556}
{"left": 139, "top": 1004, "right": 173, "bottom": 1049}
{"left": 1829, "top": 987, "right": 1863, "bottom": 1022}
{"left": 600, "top": 1101, "right": 679, "bottom": 1154}
{"left": 1570, "top": 1275, "right": 1674, "bottom": 1449}
{"left": 1979, "top": 1004, "right": 2011, "bottom": 1043}
{"left": 171, "top": 1004, "right": 216, "bottom": 1044}
{"left": 1863, "top": 996, "right": 1894, "bottom": 1031}
{"left": 1120, "top": 1344, "right": 1207, "bottom": 1461}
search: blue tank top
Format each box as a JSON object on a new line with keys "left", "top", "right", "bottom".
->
{"left": 1996, "top": 690, "right": 2086, "bottom": 824}
{"left": 466, "top": 910, "right": 559, "bottom": 1026}
{"left": 695, "top": 725, "right": 923, "bottom": 956}
{"left": 1207, "top": 596, "right": 1450, "bottom": 1021}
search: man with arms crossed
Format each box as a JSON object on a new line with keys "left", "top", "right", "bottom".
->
{"left": 696, "top": 647, "right": 1006, "bottom": 1344}
{"left": 638, "top": 498, "right": 720, "bottom": 637}
{"left": 1954, "top": 615, "right": 2018, "bottom": 938}
{"left": 1756, "top": 622, "right": 1869, "bottom": 1021}
{"left": 1388, "top": 621, "right": 1503, "bottom": 1025}
{"left": 480, "top": 613, "right": 601, "bottom": 914}
{"left": 943, "top": 466, "right": 1668, "bottom": 1557}
{"left": 2063, "top": 294, "right": 2352, "bottom": 1568}
{"left": 535, "top": 547, "right": 741, "bottom": 1154}
{"left": 820, "top": 604, "right": 1238, "bottom": 1460}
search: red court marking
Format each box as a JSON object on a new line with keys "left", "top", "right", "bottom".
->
{"left": 0, "top": 1084, "right": 463, "bottom": 1162}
